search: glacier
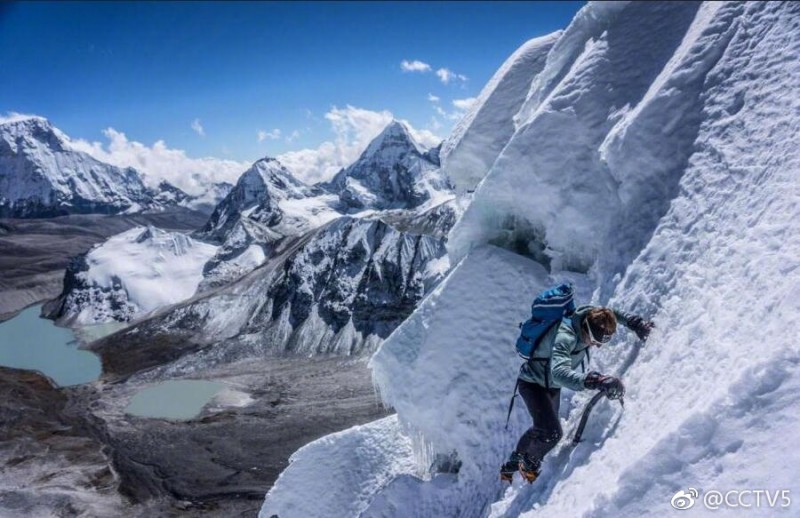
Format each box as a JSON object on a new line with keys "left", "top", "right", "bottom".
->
{"left": 260, "top": 1, "right": 800, "bottom": 517}
{"left": 46, "top": 225, "right": 219, "bottom": 325}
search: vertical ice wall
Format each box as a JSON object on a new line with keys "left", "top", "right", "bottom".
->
{"left": 449, "top": 1, "right": 709, "bottom": 282}
{"left": 440, "top": 32, "right": 560, "bottom": 194}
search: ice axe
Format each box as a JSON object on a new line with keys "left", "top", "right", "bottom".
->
{"left": 571, "top": 391, "right": 624, "bottom": 445}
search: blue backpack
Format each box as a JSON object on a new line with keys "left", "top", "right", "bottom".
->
{"left": 515, "top": 283, "right": 576, "bottom": 360}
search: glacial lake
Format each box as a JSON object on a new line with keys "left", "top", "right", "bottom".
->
{"left": 125, "top": 380, "right": 225, "bottom": 420}
{"left": 1, "top": 305, "right": 225, "bottom": 419}
{"left": 0, "top": 304, "right": 101, "bottom": 386}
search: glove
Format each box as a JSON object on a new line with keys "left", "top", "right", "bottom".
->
{"left": 627, "top": 315, "right": 655, "bottom": 342}
{"left": 584, "top": 371, "right": 625, "bottom": 400}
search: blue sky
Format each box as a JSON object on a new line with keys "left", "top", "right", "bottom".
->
{"left": 1, "top": 1, "right": 583, "bottom": 186}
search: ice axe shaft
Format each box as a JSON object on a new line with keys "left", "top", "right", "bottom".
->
{"left": 572, "top": 392, "right": 624, "bottom": 445}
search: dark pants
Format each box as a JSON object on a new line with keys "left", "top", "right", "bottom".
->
{"left": 515, "top": 379, "right": 563, "bottom": 466}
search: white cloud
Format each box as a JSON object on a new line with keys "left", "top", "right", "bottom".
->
{"left": 433, "top": 104, "right": 462, "bottom": 122}
{"left": 0, "top": 111, "right": 45, "bottom": 124}
{"left": 32, "top": 107, "right": 440, "bottom": 196}
{"left": 452, "top": 97, "right": 477, "bottom": 111}
{"left": 408, "top": 126, "right": 443, "bottom": 149}
{"left": 69, "top": 129, "right": 249, "bottom": 195}
{"left": 277, "top": 105, "right": 441, "bottom": 185}
{"left": 427, "top": 93, "right": 440, "bottom": 103}
{"left": 285, "top": 130, "right": 301, "bottom": 143}
{"left": 436, "top": 68, "right": 468, "bottom": 84}
{"left": 258, "top": 128, "right": 282, "bottom": 142}
{"left": 401, "top": 59, "right": 432, "bottom": 73}
{"left": 430, "top": 97, "right": 475, "bottom": 123}
{"left": 191, "top": 118, "right": 205, "bottom": 137}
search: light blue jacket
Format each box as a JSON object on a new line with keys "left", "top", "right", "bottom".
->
{"left": 518, "top": 305, "right": 633, "bottom": 391}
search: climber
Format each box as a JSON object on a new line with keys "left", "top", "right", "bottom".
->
{"left": 501, "top": 303, "right": 654, "bottom": 483}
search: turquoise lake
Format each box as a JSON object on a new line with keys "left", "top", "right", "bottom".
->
{"left": 125, "top": 380, "right": 224, "bottom": 420}
{"left": 0, "top": 304, "right": 101, "bottom": 386}
{"left": 1, "top": 305, "right": 224, "bottom": 419}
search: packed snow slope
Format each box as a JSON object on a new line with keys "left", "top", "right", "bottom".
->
{"left": 47, "top": 225, "right": 219, "bottom": 325}
{"left": 261, "top": 1, "right": 800, "bottom": 517}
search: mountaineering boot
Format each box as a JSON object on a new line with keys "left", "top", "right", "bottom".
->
{"left": 500, "top": 451, "right": 523, "bottom": 482}
{"left": 518, "top": 454, "right": 541, "bottom": 484}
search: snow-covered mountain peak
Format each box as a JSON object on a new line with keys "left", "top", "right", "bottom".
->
{"left": 0, "top": 117, "right": 173, "bottom": 217}
{"left": 199, "top": 156, "right": 341, "bottom": 243}
{"left": 320, "top": 120, "right": 450, "bottom": 211}
{"left": 362, "top": 119, "right": 424, "bottom": 158}
{"left": 0, "top": 116, "right": 70, "bottom": 153}
{"left": 244, "top": 156, "right": 320, "bottom": 201}
{"left": 133, "top": 224, "right": 195, "bottom": 256}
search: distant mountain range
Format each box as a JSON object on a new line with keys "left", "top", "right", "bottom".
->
{"left": 44, "top": 118, "right": 459, "bottom": 361}
{"left": 0, "top": 117, "right": 230, "bottom": 217}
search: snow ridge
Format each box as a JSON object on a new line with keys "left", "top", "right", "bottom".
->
{"left": 0, "top": 118, "right": 184, "bottom": 217}
{"left": 199, "top": 156, "right": 340, "bottom": 243}
{"left": 106, "top": 216, "right": 450, "bottom": 379}
{"left": 440, "top": 32, "right": 560, "bottom": 194}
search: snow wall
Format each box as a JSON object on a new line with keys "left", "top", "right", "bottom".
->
{"left": 262, "top": 2, "right": 800, "bottom": 516}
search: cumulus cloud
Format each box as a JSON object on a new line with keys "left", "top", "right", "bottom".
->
{"left": 401, "top": 59, "right": 432, "bottom": 73}
{"left": 436, "top": 68, "right": 468, "bottom": 84}
{"left": 258, "top": 128, "right": 282, "bottom": 142}
{"left": 452, "top": 97, "right": 477, "bottom": 111}
{"left": 407, "top": 126, "right": 442, "bottom": 149}
{"left": 28, "top": 107, "right": 440, "bottom": 196}
{"left": 191, "top": 118, "right": 205, "bottom": 137}
{"left": 277, "top": 105, "right": 441, "bottom": 185}
{"left": 69, "top": 129, "right": 249, "bottom": 195}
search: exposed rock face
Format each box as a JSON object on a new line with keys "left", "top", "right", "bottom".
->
{"left": 0, "top": 117, "right": 185, "bottom": 218}
{"left": 198, "top": 157, "right": 340, "bottom": 244}
{"left": 374, "top": 198, "right": 461, "bottom": 240}
{"left": 0, "top": 367, "right": 125, "bottom": 517}
{"left": 198, "top": 218, "right": 272, "bottom": 291}
{"left": 321, "top": 121, "right": 451, "bottom": 211}
{"left": 89, "top": 217, "right": 449, "bottom": 380}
